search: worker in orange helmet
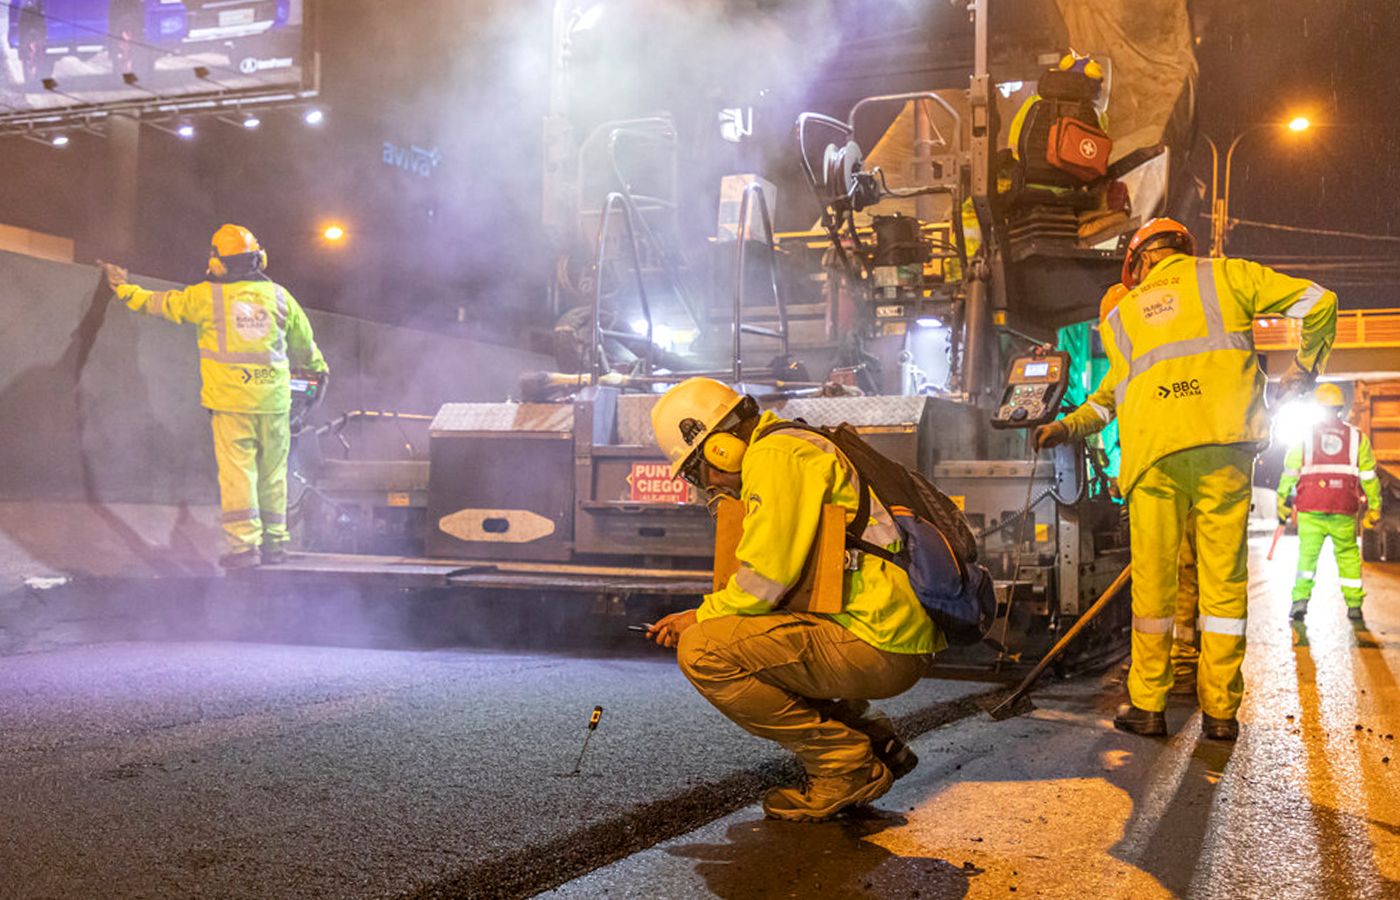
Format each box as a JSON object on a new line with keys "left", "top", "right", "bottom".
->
{"left": 1035, "top": 217, "right": 1336, "bottom": 741}
{"left": 101, "top": 225, "right": 328, "bottom": 568}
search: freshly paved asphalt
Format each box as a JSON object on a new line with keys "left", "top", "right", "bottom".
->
{"left": 0, "top": 632, "right": 996, "bottom": 899}
{"left": 544, "top": 538, "right": 1400, "bottom": 899}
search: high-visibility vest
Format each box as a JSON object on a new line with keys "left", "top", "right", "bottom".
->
{"left": 1296, "top": 420, "right": 1362, "bottom": 515}
{"left": 1098, "top": 255, "right": 1332, "bottom": 494}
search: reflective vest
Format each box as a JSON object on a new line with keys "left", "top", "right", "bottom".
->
{"left": 120, "top": 279, "right": 327, "bottom": 413}
{"left": 1296, "top": 420, "right": 1362, "bottom": 515}
{"left": 1091, "top": 255, "right": 1335, "bottom": 495}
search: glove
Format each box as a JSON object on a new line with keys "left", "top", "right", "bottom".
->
{"left": 1278, "top": 499, "right": 1293, "bottom": 524}
{"left": 1364, "top": 509, "right": 1381, "bottom": 529}
{"left": 98, "top": 261, "right": 129, "bottom": 293}
{"left": 1033, "top": 420, "right": 1069, "bottom": 451}
{"left": 1277, "top": 359, "right": 1314, "bottom": 403}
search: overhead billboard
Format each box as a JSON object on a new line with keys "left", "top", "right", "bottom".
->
{"left": 0, "top": 0, "right": 312, "bottom": 117}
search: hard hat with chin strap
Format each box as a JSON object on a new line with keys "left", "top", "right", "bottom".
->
{"left": 208, "top": 224, "right": 268, "bottom": 277}
{"left": 1314, "top": 382, "right": 1345, "bottom": 408}
{"left": 651, "top": 377, "right": 754, "bottom": 480}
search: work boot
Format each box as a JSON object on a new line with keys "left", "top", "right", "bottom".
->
{"left": 1170, "top": 666, "right": 1198, "bottom": 698}
{"left": 260, "top": 544, "right": 288, "bottom": 566}
{"left": 218, "top": 549, "right": 260, "bottom": 570}
{"left": 1290, "top": 599, "right": 1308, "bottom": 621}
{"left": 1347, "top": 606, "right": 1365, "bottom": 622}
{"left": 1113, "top": 703, "right": 1167, "bottom": 737}
{"left": 859, "top": 709, "right": 919, "bottom": 780}
{"left": 1202, "top": 714, "right": 1239, "bottom": 742}
{"left": 762, "top": 759, "right": 893, "bottom": 822}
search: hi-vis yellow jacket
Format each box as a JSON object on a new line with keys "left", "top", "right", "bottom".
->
{"left": 1060, "top": 254, "right": 1337, "bottom": 495}
{"left": 118, "top": 278, "right": 327, "bottom": 414}
{"left": 699, "top": 411, "right": 941, "bottom": 655}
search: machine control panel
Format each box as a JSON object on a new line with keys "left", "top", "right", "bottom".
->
{"left": 991, "top": 348, "right": 1071, "bottom": 429}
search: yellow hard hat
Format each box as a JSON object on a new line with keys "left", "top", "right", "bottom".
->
{"left": 651, "top": 377, "right": 745, "bottom": 478}
{"left": 208, "top": 223, "right": 268, "bottom": 276}
{"left": 1314, "top": 382, "right": 1345, "bottom": 407}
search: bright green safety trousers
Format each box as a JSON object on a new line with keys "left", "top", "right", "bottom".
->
{"left": 1293, "top": 510, "right": 1364, "bottom": 609}
{"left": 1128, "top": 445, "right": 1252, "bottom": 720}
{"left": 212, "top": 411, "right": 291, "bottom": 554}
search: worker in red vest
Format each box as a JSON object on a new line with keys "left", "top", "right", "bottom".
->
{"left": 1277, "top": 383, "right": 1381, "bottom": 621}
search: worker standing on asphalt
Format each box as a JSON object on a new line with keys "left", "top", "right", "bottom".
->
{"left": 1099, "top": 281, "right": 1202, "bottom": 699}
{"left": 1277, "top": 383, "right": 1381, "bottom": 622}
{"left": 101, "top": 225, "right": 328, "bottom": 569}
{"left": 1035, "top": 218, "right": 1337, "bottom": 741}
{"left": 648, "top": 377, "right": 939, "bottom": 822}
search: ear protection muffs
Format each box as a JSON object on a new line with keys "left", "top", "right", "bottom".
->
{"left": 208, "top": 249, "right": 269, "bottom": 278}
{"left": 703, "top": 432, "right": 748, "bottom": 473}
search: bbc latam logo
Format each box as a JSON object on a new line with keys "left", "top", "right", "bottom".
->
{"left": 240, "top": 57, "right": 294, "bottom": 75}
{"left": 1157, "top": 380, "right": 1202, "bottom": 399}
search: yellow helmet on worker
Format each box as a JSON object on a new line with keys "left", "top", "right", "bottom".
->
{"left": 651, "top": 377, "right": 750, "bottom": 479}
{"left": 1314, "top": 382, "right": 1345, "bottom": 408}
{"left": 208, "top": 224, "right": 268, "bottom": 277}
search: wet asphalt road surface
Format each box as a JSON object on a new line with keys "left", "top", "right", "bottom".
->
{"left": 0, "top": 629, "right": 995, "bottom": 899}
{"left": 545, "top": 537, "right": 1400, "bottom": 899}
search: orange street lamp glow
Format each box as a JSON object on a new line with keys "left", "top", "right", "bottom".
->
{"left": 323, "top": 224, "right": 346, "bottom": 242}
{"left": 1288, "top": 116, "right": 1310, "bottom": 132}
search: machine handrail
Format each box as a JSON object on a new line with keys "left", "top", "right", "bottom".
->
{"left": 849, "top": 91, "right": 963, "bottom": 156}
{"left": 732, "top": 182, "right": 789, "bottom": 383}
{"left": 592, "top": 192, "right": 655, "bottom": 383}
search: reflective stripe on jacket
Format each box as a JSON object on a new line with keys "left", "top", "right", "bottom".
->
{"left": 698, "top": 410, "right": 940, "bottom": 655}
{"left": 119, "top": 279, "right": 327, "bottom": 413}
{"left": 1059, "top": 254, "right": 1337, "bottom": 495}
{"left": 1279, "top": 420, "right": 1381, "bottom": 516}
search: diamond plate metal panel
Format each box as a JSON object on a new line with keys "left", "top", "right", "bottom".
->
{"left": 431, "top": 403, "right": 574, "bottom": 435}
{"left": 769, "top": 396, "right": 931, "bottom": 427}
{"left": 617, "top": 394, "right": 664, "bottom": 446}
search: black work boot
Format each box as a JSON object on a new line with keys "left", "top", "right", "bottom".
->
{"left": 260, "top": 543, "right": 288, "bottom": 566}
{"left": 1347, "top": 606, "right": 1365, "bottom": 622}
{"left": 1290, "top": 599, "right": 1308, "bottom": 621}
{"left": 1202, "top": 713, "right": 1239, "bottom": 741}
{"left": 218, "top": 549, "right": 260, "bottom": 570}
{"left": 1113, "top": 703, "right": 1167, "bottom": 737}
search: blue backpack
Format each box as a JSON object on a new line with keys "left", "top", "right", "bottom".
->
{"left": 773, "top": 422, "right": 996, "bottom": 645}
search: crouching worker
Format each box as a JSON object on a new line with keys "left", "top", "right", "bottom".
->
{"left": 647, "top": 377, "right": 942, "bottom": 822}
{"left": 101, "top": 224, "right": 329, "bottom": 569}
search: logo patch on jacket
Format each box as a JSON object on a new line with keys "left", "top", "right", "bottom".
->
{"left": 1157, "top": 379, "right": 1201, "bottom": 399}
{"left": 233, "top": 302, "right": 272, "bottom": 341}
{"left": 1138, "top": 291, "right": 1179, "bottom": 326}
{"left": 1321, "top": 434, "right": 1344, "bottom": 456}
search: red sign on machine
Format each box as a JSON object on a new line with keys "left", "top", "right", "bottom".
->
{"left": 627, "top": 463, "right": 691, "bottom": 503}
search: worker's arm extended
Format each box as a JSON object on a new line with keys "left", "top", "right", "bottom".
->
{"left": 115, "top": 282, "right": 205, "bottom": 326}
{"left": 283, "top": 291, "right": 328, "bottom": 372}
{"left": 1058, "top": 373, "right": 1117, "bottom": 441}
{"left": 698, "top": 445, "right": 829, "bottom": 620}
{"left": 1277, "top": 443, "right": 1303, "bottom": 505}
{"left": 1360, "top": 432, "right": 1382, "bottom": 514}
{"left": 1226, "top": 258, "right": 1338, "bottom": 374}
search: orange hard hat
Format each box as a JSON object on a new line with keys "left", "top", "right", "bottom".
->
{"left": 1121, "top": 217, "right": 1195, "bottom": 288}
{"left": 1099, "top": 283, "right": 1129, "bottom": 321}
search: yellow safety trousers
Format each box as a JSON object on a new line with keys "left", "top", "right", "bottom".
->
{"left": 211, "top": 411, "right": 291, "bottom": 553}
{"left": 1172, "top": 508, "right": 1200, "bottom": 676}
{"left": 1128, "top": 444, "right": 1252, "bottom": 719}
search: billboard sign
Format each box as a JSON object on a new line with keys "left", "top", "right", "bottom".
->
{"left": 0, "top": 0, "right": 311, "bottom": 118}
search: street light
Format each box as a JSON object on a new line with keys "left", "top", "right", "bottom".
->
{"left": 1206, "top": 114, "right": 1312, "bottom": 256}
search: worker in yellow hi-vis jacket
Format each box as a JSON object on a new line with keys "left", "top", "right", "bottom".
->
{"left": 1035, "top": 217, "right": 1337, "bottom": 742}
{"left": 102, "top": 224, "right": 328, "bottom": 569}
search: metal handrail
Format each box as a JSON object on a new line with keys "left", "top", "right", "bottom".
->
{"left": 591, "top": 192, "right": 655, "bottom": 383}
{"left": 849, "top": 91, "right": 963, "bottom": 155}
{"left": 732, "top": 182, "right": 789, "bottom": 383}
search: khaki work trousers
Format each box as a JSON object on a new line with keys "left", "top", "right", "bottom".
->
{"left": 677, "top": 612, "right": 931, "bottom": 778}
{"left": 211, "top": 410, "right": 291, "bottom": 553}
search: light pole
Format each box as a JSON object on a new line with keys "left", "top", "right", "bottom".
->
{"left": 1207, "top": 116, "right": 1310, "bottom": 256}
